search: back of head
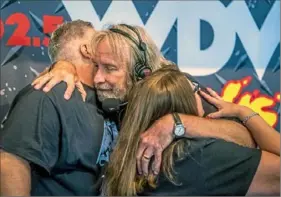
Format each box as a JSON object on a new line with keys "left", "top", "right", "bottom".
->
{"left": 48, "top": 20, "right": 94, "bottom": 64}
{"left": 130, "top": 64, "right": 198, "bottom": 123}
{"left": 104, "top": 64, "right": 198, "bottom": 196}
{"left": 91, "top": 24, "right": 173, "bottom": 83}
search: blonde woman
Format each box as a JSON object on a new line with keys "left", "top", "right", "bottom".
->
{"left": 103, "top": 66, "right": 280, "bottom": 196}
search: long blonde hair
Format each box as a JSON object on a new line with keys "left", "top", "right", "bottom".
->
{"left": 103, "top": 66, "right": 198, "bottom": 196}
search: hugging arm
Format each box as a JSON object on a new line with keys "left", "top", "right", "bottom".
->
{"left": 32, "top": 60, "right": 86, "bottom": 100}
{"left": 136, "top": 111, "right": 255, "bottom": 175}
{"left": 200, "top": 88, "right": 280, "bottom": 156}
{"left": 136, "top": 85, "right": 256, "bottom": 176}
{"left": 179, "top": 113, "right": 255, "bottom": 147}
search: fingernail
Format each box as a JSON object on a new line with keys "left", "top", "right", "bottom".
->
{"left": 43, "top": 87, "right": 49, "bottom": 92}
{"left": 34, "top": 85, "right": 40, "bottom": 89}
{"left": 153, "top": 171, "right": 158, "bottom": 175}
{"left": 64, "top": 94, "right": 70, "bottom": 100}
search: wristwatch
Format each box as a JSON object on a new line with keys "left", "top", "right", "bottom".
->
{"left": 172, "top": 113, "right": 185, "bottom": 138}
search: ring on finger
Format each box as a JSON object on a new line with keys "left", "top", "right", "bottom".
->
{"left": 143, "top": 155, "right": 151, "bottom": 160}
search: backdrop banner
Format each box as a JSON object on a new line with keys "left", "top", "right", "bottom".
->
{"left": 0, "top": 0, "right": 280, "bottom": 130}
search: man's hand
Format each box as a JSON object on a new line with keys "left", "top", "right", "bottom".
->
{"left": 136, "top": 114, "right": 174, "bottom": 176}
{"left": 31, "top": 60, "right": 86, "bottom": 100}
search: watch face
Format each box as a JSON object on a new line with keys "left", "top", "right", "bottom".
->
{"left": 175, "top": 125, "right": 185, "bottom": 136}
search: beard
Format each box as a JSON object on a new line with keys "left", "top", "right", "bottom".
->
{"left": 96, "top": 86, "right": 125, "bottom": 102}
{"left": 95, "top": 77, "right": 133, "bottom": 102}
{"left": 95, "top": 79, "right": 132, "bottom": 102}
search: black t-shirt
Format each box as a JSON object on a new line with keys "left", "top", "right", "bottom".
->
{"left": 1, "top": 83, "right": 105, "bottom": 195}
{"left": 142, "top": 138, "right": 261, "bottom": 196}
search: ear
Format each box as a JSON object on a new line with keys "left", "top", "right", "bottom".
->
{"left": 80, "top": 44, "right": 92, "bottom": 59}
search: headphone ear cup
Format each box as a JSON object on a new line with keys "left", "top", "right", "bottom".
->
{"left": 134, "top": 62, "right": 152, "bottom": 80}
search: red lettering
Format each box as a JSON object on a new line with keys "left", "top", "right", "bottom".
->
{"left": 42, "top": 15, "right": 63, "bottom": 47}
{"left": 0, "top": 19, "right": 4, "bottom": 40}
{"left": 6, "top": 13, "right": 31, "bottom": 46}
{"left": 43, "top": 15, "right": 63, "bottom": 34}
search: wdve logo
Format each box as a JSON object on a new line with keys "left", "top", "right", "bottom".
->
{"left": 62, "top": 0, "right": 280, "bottom": 79}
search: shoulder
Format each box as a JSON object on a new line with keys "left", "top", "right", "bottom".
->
{"left": 19, "top": 82, "right": 84, "bottom": 105}
{"left": 11, "top": 83, "right": 72, "bottom": 102}
{"left": 45, "top": 82, "right": 83, "bottom": 101}
{"left": 201, "top": 138, "right": 260, "bottom": 156}
{"left": 176, "top": 137, "right": 261, "bottom": 174}
{"left": 7, "top": 84, "right": 55, "bottom": 110}
{"left": 174, "top": 138, "right": 261, "bottom": 195}
{"left": 3, "top": 83, "right": 76, "bottom": 121}
{"left": 185, "top": 137, "right": 261, "bottom": 160}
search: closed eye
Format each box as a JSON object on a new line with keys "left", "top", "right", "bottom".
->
{"left": 104, "top": 64, "right": 118, "bottom": 71}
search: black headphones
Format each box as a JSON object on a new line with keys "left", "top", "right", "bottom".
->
{"left": 109, "top": 24, "right": 152, "bottom": 81}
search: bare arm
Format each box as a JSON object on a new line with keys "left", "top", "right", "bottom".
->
{"left": 247, "top": 151, "right": 280, "bottom": 195}
{"left": 237, "top": 106, "right": 280, "bottom": 156}
{"left": 200, "top": 88, "right": 279, "bottom": 156}
{"left": 136, "top": 112, "right": 255, "bottom": 176}
{"left": 179, "top": 114, "right": 256, "bottom": 148}
{"left": 0, "top": 151, "right": 31, "bottom": 196}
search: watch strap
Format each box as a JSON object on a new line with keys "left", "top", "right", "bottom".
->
{"left": 172, "top": 113, "right": 183, "bottom": 125}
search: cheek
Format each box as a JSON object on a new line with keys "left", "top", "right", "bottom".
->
{"left": 107, "top": 71, "right": 127, "bottom": 89}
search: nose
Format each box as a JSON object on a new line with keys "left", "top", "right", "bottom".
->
{"left": 94, "top": 67, "right": 106, "bottom": 84}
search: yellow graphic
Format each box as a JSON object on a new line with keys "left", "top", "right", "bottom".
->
{"left": 221, "top": 77, "right": 280, "bottom": 127}
{"left": 275, "top": 93, "right": 280, "bottom": 102}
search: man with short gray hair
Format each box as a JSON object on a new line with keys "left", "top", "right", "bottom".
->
{"left": 0, "top": 20, "right": 109, "bottom": 196}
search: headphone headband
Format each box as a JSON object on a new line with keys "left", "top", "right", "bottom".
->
{"left": 108, "top": 24, "right": 151, "bottom": 80}
{"left": 109, "top": 28, "right": 141, "bottom": 50}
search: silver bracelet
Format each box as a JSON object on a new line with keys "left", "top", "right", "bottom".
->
{"left": 242, "top": 112, "right": 259, "bottom": 125}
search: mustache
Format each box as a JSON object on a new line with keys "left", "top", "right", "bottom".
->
{"left": 95, "top": 83, "right": 113, "bottom": 90}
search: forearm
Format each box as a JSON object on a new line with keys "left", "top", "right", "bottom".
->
{"left": 0, "top": 151, "right": 31, "bottom": 196}
{"left": 178, "top": 114, "right": 256, "bottom": 148}
{"left": 238, "top": 107, "right": 280, "bottom": 156}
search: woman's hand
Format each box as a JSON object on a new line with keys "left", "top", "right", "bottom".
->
{"left": 31, "top": 60, "right": 86, "bottom": 100}
{"left": 199, "top": 87, "right": 246, "bottom": 119}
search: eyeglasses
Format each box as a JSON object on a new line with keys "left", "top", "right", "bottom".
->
{"left": 192, "top": 81, "right": 200, "bottom": 93}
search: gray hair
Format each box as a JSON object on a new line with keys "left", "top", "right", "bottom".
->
{"left": 91, "top": 24, "right": 174, "bottom": 83}
{"left": 48, "top": 19, "right": 93, "bottom": 63}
